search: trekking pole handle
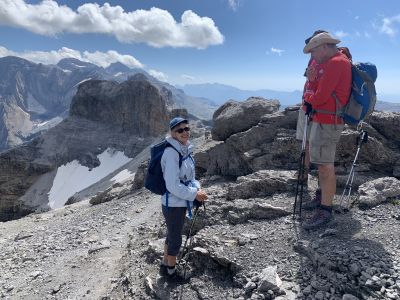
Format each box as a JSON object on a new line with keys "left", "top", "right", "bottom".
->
{"left": 361, "top": 131, "right": 368, "bottom": 143}
{"left": 356, "top": 130, "right": 368, "bottom": 146}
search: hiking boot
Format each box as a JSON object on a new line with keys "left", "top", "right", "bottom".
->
{"left": 303, "top": 207, "right": 333, "bottom": 230}
{"left": 302, "top": 189, "right": 321, "bottom": 210}
{"left": 159, "top": 263, "right": 168, "bottom": 276}
{"left": 166, "top": 267, "right": 189, "bottom": 284}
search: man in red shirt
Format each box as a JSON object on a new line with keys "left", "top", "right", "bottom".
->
{"left": 301, "top": 32, "right": 352, "bottom": 230}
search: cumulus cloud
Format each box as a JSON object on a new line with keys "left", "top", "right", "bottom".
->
{"left": 148, "top": 69, "right": 168, "bottom": 82}
{"left": 380, "top": 14, "right": 400, "bottom": 37}
{"left": 0, "top": 45, "right": 144, "bottom": 68}
{"left": 334, "top": 30, "right": 349, "bottom": 38}
{"left": 0, "top": 0, "right": 224, "bottom": 49}
{"left": 270, "top": 47, "right": 284, "bottom": 56}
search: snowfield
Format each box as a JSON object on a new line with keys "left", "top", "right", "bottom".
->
{"left": 48, "top": 148, "right": 131, "bottom": 208}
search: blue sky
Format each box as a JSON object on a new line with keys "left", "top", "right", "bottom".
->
{"left": 0, "top": 0, "right": 400, "bottom": 102}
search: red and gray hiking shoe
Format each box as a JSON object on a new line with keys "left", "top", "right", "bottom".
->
{"left": 302, "top": 189, "right": 321, "bottom": 210}
{"left": 302, "top": 207, "right": 333, "bottom": 230}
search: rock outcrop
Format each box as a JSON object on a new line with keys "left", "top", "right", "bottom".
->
{"left": 70, "top": 78, "right": 169, "bottom": 136}
{"left": 196, "top": 102, "right": 400, "bottom": 188}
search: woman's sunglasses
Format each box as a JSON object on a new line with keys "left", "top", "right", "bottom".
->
{"left": 175, "top": 127, "right": 190, "bottom": 134}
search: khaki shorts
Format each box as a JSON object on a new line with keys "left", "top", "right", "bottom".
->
{"left": 309, "top": 122, "right": 344, "bottom": 164}
{"left": 295, "top": 109, "right": 311, "bottom": 141}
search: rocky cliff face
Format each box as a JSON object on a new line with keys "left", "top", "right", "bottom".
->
{"left": 70, "top": 76, "right": 169, "bottom": 137}
{"left": 0, "top": 78, "right": 171, "bottom": 221}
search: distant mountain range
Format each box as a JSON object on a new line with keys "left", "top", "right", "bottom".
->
{"left": 180, "top": 83, "right": 303, "bottom": 106}
{"left": 180, "top": 82, "right": 400, "bottom": 112}
{"left": 375, "top": 100, "right": 400, "bottom": 112}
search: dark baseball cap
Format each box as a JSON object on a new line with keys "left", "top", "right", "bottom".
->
{"left": 169, "top": 117, "right": 188, "bottom": 130}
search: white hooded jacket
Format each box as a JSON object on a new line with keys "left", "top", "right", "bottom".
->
{"left": 160, "top": 137, "right": 200, "bottom": 207}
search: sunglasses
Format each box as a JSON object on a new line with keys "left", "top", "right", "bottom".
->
{"left": 175, "top": 127, "right": 190, "bottom": 134}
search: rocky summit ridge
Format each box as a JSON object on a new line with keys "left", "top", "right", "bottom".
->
{"left": 0, "top": 97, "right": 399, "bottom": 300}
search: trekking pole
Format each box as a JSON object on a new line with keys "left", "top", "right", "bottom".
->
{"left": 339, "top": 129, "right": 368, "bottom": 210}
{"left": 293, "top": 113, "right": 310, "bottom": 219}
{"left": 180, "top": 201, "right": 205, "bottom": 279}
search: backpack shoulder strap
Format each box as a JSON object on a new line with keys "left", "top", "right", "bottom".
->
{"left": 165, "top": 142, "right": 183, "bottom": 168}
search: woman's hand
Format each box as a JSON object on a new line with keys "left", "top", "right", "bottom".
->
{"left": 195, "top": 190, "right": 208, "bottom": 202}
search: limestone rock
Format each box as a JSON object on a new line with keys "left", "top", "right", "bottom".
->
{"left": 227, "top": 170, "right": 297, "bottom": 200}
{"left": 358, "top": 177, "right": 400, "bottom": 207}
{"left": 212, "top": 97, "right": 279, "bottom": 141}
{"left": 257, "top": 266, "right": 282, "bottom": 292}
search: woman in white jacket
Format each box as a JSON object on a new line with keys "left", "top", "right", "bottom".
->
{"left": 160, "top": 117, "right": 208, "bottom": 281}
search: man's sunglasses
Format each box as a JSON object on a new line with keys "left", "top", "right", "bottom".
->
{"left": 175, "top": 127, "right": 190, "bottom": 134}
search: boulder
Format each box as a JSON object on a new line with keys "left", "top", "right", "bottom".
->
{"left": 211, "top": 97, "right": 280, "bottom": 141}
{"left": 227, "top": 170, "right": 297, "bottom": 200}
{"left": 195, "top": 109, "right": 299, "bottom": 177}
{"left": 132, "top": 161, "right": 147, "bottom": 191}
{"left": 257, "top": 266, "right": 282, "bottom": 293}
{"left": 358, "top": 177, "right": 400, "bottom": 207}
{"left": 367, "top": 112, "right": 400, "bottom": 145}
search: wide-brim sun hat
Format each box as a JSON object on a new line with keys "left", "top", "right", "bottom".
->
{"left": 303, "top": 32, "right": 341, "bottom": 54}
{"left": 169, "top": 117, "right": 188, "bottom": 130}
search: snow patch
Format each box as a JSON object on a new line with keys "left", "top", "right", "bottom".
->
{"left": 113, "top": 72, "right": 123, "bottom": 77}
{"left": 31, "top": 117, "right": 63, "bottom": 134}
{"left": 48, "top": 149, "right": 131, "bottom": 209}
{"left": 111, "top": 169, "right": 135, "bottom": 184}
{"left": 73, "top": 78, "right": 91, "bottom": 88}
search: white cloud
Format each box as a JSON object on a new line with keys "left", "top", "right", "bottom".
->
{"left": 0, "top": 45, "right": 144, "bottom": 68}
{"left": 270, "top": 47, "right": 284, "bottom": 56}
{"left": 0, "top": 0, "right": 224, "bottom": 49}
{"left": 181, "top": 74, "right": 195, "bottom": 81}
{"left": 149, "top": 69, "right": 168, "bottom": 82}
{"left": 334, "top": 30, "right": 349, "bottom": 38}
{"left": 228, "top": 0, "right": 239, "bottom": 11}
{"left": 380, "top": 14, "right": 400, "bottom": 37}
{"left": 82, "top": 50, "right": 143, "bottom": 68}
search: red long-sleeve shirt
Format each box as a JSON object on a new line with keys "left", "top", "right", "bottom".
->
{"left": 306, "top": 52, "right": 352, "bottom": 124}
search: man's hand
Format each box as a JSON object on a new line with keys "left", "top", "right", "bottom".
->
{"left": 306, "top": 66, "right": 317, "bottom": 81}
{"left": 304, "top": 101, "right": 313, "bottom": 116}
